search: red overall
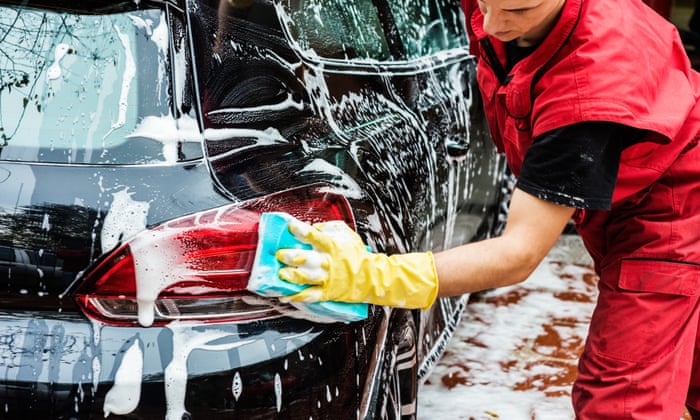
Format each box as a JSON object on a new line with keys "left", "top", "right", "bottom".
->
{"left": 463, "top": 0, "right": 700, "bottom": 417}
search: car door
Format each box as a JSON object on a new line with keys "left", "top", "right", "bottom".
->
{"left": 190, "top": 0, "right": 501, "bottom": 253}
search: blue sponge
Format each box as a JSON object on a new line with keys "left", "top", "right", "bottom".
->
{"left": 247, "top": 212, "right": 368, "bottom": 323}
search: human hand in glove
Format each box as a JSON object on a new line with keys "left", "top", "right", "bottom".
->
{"left": 276, "top": 218, "right": 439, "bottom": 309}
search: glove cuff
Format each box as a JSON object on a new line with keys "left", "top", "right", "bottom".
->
{"left": 388, "top": 251, "right": 439, "bottom": 309}
{"left": 418, "top": 251, "right": 439, "bottom": 310}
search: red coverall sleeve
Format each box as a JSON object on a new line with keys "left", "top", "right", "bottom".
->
{"left": 461, "top": 0, "right": 481, "bottom": 57}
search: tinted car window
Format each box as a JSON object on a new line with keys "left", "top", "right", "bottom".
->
{"left": 282, "top": 0, "right": 468, "bottom": 61}
{"left": 0, "top": 246, "right": 14, "bottom": 263}
{"left": 388, "top": 0, "right": 469, "bottom": 56}
{"left": 0, "top": 5, "right": 200, "bottom": 164}
{"left": 283, "top": 0, "right": 391, "bottom": 60}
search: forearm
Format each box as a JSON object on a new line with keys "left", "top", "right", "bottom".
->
{"left": 434, "top": 188, "right": 576, "bottom": 297}
{"left": 433, "top": 234, "right": 546, "bottom": 296}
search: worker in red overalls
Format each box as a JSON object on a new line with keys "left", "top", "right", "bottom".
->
{"left": 271, "top": 0, "right": 700, "bottom": 417}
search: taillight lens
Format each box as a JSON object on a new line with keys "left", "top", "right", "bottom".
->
{"left": 74, "top": 185, "right": 355, "bottom": 327}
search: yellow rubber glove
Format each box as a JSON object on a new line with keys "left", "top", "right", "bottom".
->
{"left": 276, "top": 218, "right": 439, "bottom": 309}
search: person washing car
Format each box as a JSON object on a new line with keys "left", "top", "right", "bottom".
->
{"left": 264, "top": 0, "right": 700, "bottom": 417}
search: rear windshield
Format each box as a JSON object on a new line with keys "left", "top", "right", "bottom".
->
{"left": 0, "top": 5, "right": 199, "bottom": 164}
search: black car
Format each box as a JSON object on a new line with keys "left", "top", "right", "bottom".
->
{"left": 0, "top": 0, "right": 507, "bottom": 418}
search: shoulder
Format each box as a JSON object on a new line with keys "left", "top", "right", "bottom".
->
{"left": 530, "top": 1, "right": 690, "bottom": 136}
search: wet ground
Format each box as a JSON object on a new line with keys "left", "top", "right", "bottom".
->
{"left": 418, "top": 235, "right": 595, "bottom": 419}
{"left": 418, "top": 235, "right": 693, "bottom": 420}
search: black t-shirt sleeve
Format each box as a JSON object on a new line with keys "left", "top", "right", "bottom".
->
{"left": 516, "top": 121, "right": 646, "bottom": 210}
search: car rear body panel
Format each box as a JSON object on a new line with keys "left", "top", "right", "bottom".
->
{"left": 0, "top": 310, "right": 385, "bottom": 419}
{"left": 0, "top": 161, "right": 229, "bottom": 304}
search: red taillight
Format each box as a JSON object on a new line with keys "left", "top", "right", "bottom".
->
{"left": 74, "top": 185, "right": 355, "bottom": 327}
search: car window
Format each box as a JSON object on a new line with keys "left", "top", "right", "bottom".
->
{"left": 388, "top": 0, "right": 469, "bottom": 57}
{"left": 282, "top": 0, "right": 391, "bottom": 61}
{"left": 0, "top": 5, "right": 198, "bottom": 164}
{"left": 0, "top": 246, "right": 14, "bottom": 263}
{"left": 281, "top": 0, "right": 468, "bottom": 61}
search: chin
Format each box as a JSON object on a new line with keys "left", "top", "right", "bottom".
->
{"left": 490, "top": 32, "right": 520, "bottom": 42}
